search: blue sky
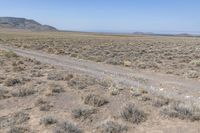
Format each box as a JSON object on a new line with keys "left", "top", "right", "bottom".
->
{"left": 0, "top": 0, "right": 200, "bottom": 33}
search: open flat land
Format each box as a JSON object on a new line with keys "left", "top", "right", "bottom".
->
{"left": 1, "top": 30, "right": 200, "bottom": 79}
{"left": 0, "top": 30, "right": 200, "bottom": 133}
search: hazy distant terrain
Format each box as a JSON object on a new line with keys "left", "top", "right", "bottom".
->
{"left": 0, "top": 17, "right": 57, "bottom": 31}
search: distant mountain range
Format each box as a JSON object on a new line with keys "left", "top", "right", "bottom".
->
{"left": 0, "top": 17, "right": 57, "bottom": 31}
{"left": 131, "top": 32, "right": 199, "bottom": 37}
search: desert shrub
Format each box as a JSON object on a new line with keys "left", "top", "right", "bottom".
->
{"left": 121, "top": 103, "right": 146, "bottom": 124}
{"left": 68, "top": 76, "right": 96, "bottom": 90}
{"left": 65, "top": 74, "right": 74, "bottom": 81}
{"left": 12, "top": 60, "right": 24, "bottom": 68}
{"left": 31, "top": 71, "right": 44, "bottom": 77}
{"left": 110, "top": 88, "right": 120, "bottom": 96}
{"left": 13, "top": 65, "right": 25, "bottom": 72}
{"left": 72, "top": 107, "right": 96, "bottom": 119}
{"left": 190, "top": 60, "right": 200, "bottom": 67}
{"left": 53, "top": 121, "right": 82, "bottom": 133}
{"left": 12, "top": 111, "right": 30, "bottom": 124}
{"left": 34, "top": 97, "right": 48, "bottom": 106}
{"left": 33, "top": 65, "right": 42, "bottom": 70}
{"left": 137, "top": 62, "right": 147, "bottom": 69}
{"left": 7, "top": 126, "right": 30, "bottom": 133}
{"left": 0, "top": 111, "right": 30, "bottom": 128}
{"left": 12, "top": 88, "right": 35, "bottom": 97}
{"left": 47, "top": 72, "right": 64, "bottom": 81}
{"left": 47, "top": 47, "right": 55, "bottom": 53}
{"left": 40, "top": 103, "right": 53, "bottom": 111}
{"left": 49, "top": 83, "right": 64, "bottom": 93}
{"left": 185, "top": 70, "right": 199, "bottom": 78}
{"left": 56, "top": 49, "right": 65, "bottom": 54}
{"left": 97, "top": 121, "right": 128, "bottom": 133}
{"left": 0, "top": 76, "right": 5, "bottom": 84}
{"left": 34, "top": 97, "right": 53, "bottom": 111}
{"left": 160, "top": 102, "right": 200, "bottom": 121}
{"left": 130, "top": 88, "right": 148, "bottom": 97}
{"left": 40, "top": 116, "right": 57, "bottom": 126}
{"left": 0, "top": 59, "right": 4, "bottom": 65}
{"left": 70, "top": 53, "right": 78, "bottom": 57}
{"left": 4, "top": 78, "right": 21, "bottom": 86}
{"left": 84, "top": 94, "right": 108, "bottom": 107}
{"left": 68, "top": 79, "right": 87, "bottom": 90}
{"left": 2, "top": 51, "right": 18, "bottom": 58}
{"left": 47, "top": 71, "right": 73, "bottom": 81}
{"left": 152, "top": 96, "right": 170, "bottom": 107}
{"left": 0, "top": 87, "right": 9, "bottom": 100}
{"left": 123, "top": 60, "right": 131, "bottom": 67}
{"left": 140, "top": 95, "right": 151, "bottom": 102}
{"left": 97, "top": 79, "right": 110, "bottom": 88}
{"left": 33, "top": 60, "right": 41, "bottom": 65}
{"left": 106, "top": 58, "right": 122, "bottom": 65}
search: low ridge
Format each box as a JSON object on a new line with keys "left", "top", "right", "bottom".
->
{"left": 0, "top": 17, "right": 57, "bottom": 31}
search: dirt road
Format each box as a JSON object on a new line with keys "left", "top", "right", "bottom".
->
{"left": 1, "top": 45, "right": 200, "bottom": 106}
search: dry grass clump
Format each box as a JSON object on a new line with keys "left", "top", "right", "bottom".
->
{"left": 110, "top": 88, "right": 120, "bottom": 96}
{"left": 185, "top": 70, "right": 199, "bottom": 78}
{"left": 121, "top": 103, "right": 147, "bottom": 124}
{"left": 140, "top": 95, "right": 151, "bottom": 102}
{"left": 40, "top": 103, "right": 53, "bottom": 111}
{"left": 31, "top": 71, "right": 44, "bottom": 77}
{"left": 12, "top": 60, "right": 26, "bottom": 72}
{"left": 152, "top": 96, "right": 170, "bottom": 107}
{"left": 12, "top": 111, "right": 30, "bottom": 124}
{"left": 34, "top": 97, "right": 48, "bottom": 106}
{"left": 106, "top": 58, "right": 122, "bottom": 65}
{"left": 0, "top": 111, "right": 30, "bottom": 128}
{"left": 130, "top": 88, "right": 148, "bottom": 97}
{"left": 47, "top": 71, "right": 65, "bottom": 81}
{"left": 53, "top": 121, "right": 82, "bottom": 133}
{"left": 68, "top": 76, "right": 96, "bottom": 90}
{"left": 49, "top": 83, "right": 65, "bottom": 94}
{"left": 40, "top": 116, "right": 58, "bottom": 126}
{"left": 7, "top": 126, "right": 30, "bottom": 133}
{"left": 72, "top": 107, "right": 96, "bottom": 119}
{"left": 0, "top": 76, "right": 5, "bottom": 84}
{"left": 97, "top": 121, "right": 128, "bottom": 133}
{"left": 34, "top": 97, "right": 53, "bottom": 111}
{"left": 68, "top": 79, "right": 87, "bottom": 90}
{"left": 12, "top": 60, "right": 24, "bottom": 66}
{"left": 4, "top": 78, "right": 21, "bottom": 87}
{"left": 2, "top": 50, "right": 18, "bottom": 58}
{"left": 123, "top": 60, "right": 131, "bottom": 67}
{"left": 12, "top": 65, "right": 25, "bottom": 72}
{"left": 47, "top": 71, "right": 73, "bottom": 81}
{"left": 84, "top": 94, "right": 108, "bottom": 107}
{"left": 12, "top": 87, "right": 35, "bottom": 97}
{"left": 0, "top": 87, "right": 9, "bottom": 100}
{"left": 160, "top": 102, "right": 200, "bottom": 121}
{"left": 98, "top": 79, "right": 111, "bottom": 88}
{"left": 190, "top": 60, "right": 200, "bottom": 67}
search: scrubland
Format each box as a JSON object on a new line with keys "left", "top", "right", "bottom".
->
{"left": 0, "top": 30, "right": 200, "bottom": 132}
{"left": 0, "top": 31, "right": 200, "bottom": 79}
{"left": 0, "top": 49, "right": 200, "bottom": 132}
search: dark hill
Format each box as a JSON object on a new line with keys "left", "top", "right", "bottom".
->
{"left": 0, "top": 17, "right": 57, "bottom": 31}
